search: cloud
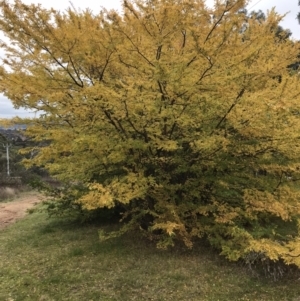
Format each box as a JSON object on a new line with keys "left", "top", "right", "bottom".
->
{"left": 0, "top": 95, "right": 36, "bottom": 118}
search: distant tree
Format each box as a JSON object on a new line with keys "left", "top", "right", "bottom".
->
{"left": 249, "top": 9, "right": 292, "bottom": 40}
{"left": 1, "top": 0, "right": 300, "bottom": 267}
{"left": 298, "top": 1, "right": 300, "bottom": 24}
{"left": 0, "top": 120, "right": 46, "bottom": 180}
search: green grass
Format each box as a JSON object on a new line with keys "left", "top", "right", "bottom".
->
{"left": 0, "top": 209, "right": 300, "bottom": 301}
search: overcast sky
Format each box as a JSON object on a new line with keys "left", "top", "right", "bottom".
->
{"left": 1, "top": 0, "right": 300, "bottom": 118}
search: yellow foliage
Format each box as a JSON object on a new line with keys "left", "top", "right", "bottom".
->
{"left": 78, "top": 183, "right": 114, "bottom": 210}
{"left": 244, "top": 188, "right": 300, "bottom": 221}
{"left": 1, "top": 0, "right": 300, "bottom": 266}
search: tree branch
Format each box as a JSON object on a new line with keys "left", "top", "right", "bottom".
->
{"left": 212, "top": 88, "right": 245, "bottom": 134}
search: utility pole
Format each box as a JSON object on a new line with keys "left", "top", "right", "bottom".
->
{"left": 5, "top": 142, "right": 10, "bottom": 177}
{"left": 1, "top": 141, "right": 11, "bottom": 177}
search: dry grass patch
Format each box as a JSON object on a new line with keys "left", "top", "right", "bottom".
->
{"left": 0, "top": 187, "right": 18, "bottom": 201}
{"left": 0, "top": 186, "right": 35, "bottom": 202}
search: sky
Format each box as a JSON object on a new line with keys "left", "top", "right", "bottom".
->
{"left": 1, "top": 0, "right": 300, "bottom": 118}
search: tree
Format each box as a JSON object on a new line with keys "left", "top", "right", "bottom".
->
{"left": 1, "top": 0, "right": 300, "bottom": 266}
{"left": 297, "top": 1, "right": 300, "bottom": 22}
{"left": 0, "top": 121, "right": 42, "bottom": 182}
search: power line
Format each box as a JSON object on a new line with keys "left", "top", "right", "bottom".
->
{"left": 248, "top": 0, "right": 263, "bottom": 11}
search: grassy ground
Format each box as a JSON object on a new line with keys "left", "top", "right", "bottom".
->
{"left": 0, "top": 208, "right": 300, "bottom": 301}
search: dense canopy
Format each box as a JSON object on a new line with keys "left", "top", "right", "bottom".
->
{"left": 1, "top": 0, "right": 300, "bottom": 266}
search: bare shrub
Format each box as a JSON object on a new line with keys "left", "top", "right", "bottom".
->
{"left": 0, "top": 187, "right": 17, "bottom": 201}
{"left": 243, "top": 251, "right": 300, "bottom": 281}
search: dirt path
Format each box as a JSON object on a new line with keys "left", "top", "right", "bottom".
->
{"left": 0, "top": 193, "right": 44, "bottom": 230}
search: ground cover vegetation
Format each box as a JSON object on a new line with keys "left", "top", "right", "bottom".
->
{"left": 1, "top": 0, "right": 300, "bottom": 267}
{"left": 1, "top": 209, "right": 300, "bottom": 301}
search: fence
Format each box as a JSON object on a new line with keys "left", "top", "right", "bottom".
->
{"left": 0, "top": 176, "right": 22, "bottom": 186}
